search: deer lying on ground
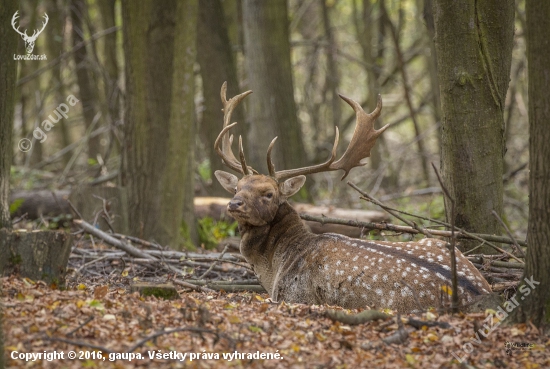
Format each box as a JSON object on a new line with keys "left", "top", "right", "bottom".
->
{"left": 214, "top": 82, "right": 491, "bottom": 313}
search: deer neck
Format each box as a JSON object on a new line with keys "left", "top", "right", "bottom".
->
{"left": 237, "top": 202, "right": 311, "bottom": 292}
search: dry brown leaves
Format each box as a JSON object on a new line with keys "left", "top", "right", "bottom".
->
{"left": 2, "top": 276, "right": 549, "bottom": 369}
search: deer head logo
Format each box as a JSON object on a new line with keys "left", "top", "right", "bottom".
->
{"left": 11, "top": 11, "right": 49, "bottom": 54}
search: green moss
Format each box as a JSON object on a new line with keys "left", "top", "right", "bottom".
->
{"left": 140, "top": 286, "right": 179, "bottom": 300}
{"left": 8, "top": 253, "right": 22, "bottom": 265}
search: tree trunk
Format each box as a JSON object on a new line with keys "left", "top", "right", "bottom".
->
{"left": 320, "top": 0, "right": 341, "bottom": 133}
{"left": 197, "top": 0, "right": 244, "bottom": 196}
{"left": 0, "top": 229, "right": 73, "bottom": 285}
{"left": 511, "top": 0, "right": 550, "bottom": 328}
{"left": 97, "top": 0, "right": 121, "bottom": 164}
{"left": 122, "top": 0, "right": 197, "bottom": 248}
{"left": 46, "top": 0, "right": 71, "bottom": 165}
{"left": 70, "top": 0, "right": 102, "bottom": 161}
{"left": 242, "top": 0, "right": 307, "bottom": 174}
{"left": 0, "top": 0, "right": 18, "bottom": 229}
{"left": 432, "top": 0, "right": 514, "bottom": 253}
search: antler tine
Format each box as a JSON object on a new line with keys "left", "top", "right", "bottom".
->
{"left": 330, "top": 94, "right": 388, "bottom": 179}
{"left": 11, "top": 11, "right": 27, "bottom": 37}
{"left": 272, "top": 94, "right": 387, "bottom": 182}
{"left": 215, "top": 82, "right": 256, "bottom": 175}
{"left": 238, "top": 136, "right": 250, "bottom": 175}
{"left": 271, "top": 127, "right": 340, "bottom": 182}
{"left": 267, "top": 137, "right": 278, "bottom": 177}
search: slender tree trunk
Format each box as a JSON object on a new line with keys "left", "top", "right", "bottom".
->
{"left": 197, "top": 0, "right": 244, "bottom": 196}
{"left": 242, "top": 0, "right": 307, "bottom": 173}
{"left": 97, "top": 0, "right": 121, "bottom": 161}
{"left": 422, "top": 0, "right": 442, "bottom": 128}
{"left": 46, "top": 0, "right": 71, "bottom": 165}
{"left": 122, "top": 0, "right": 197, "bottom": 248}
{"left": 0, "top": 0, "right": 18, "bottom": 363}
{"left": 511, "top": 0, "right": 550, "bottom": 328}
{"left": 70, "top": 0, "right": 102, "bottom": 161}
{"left": 320, "top": 0, "right": 341, "bottom": 132}
{"left": 0, "top": 0, "right": 18, "bottom": 229}
{"left": 433, "top": 0, "right": 514, "bottom": 253}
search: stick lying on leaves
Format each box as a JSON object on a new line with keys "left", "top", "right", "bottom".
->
{"left": 73, "top": 219, "right": 214, "bottom": 293}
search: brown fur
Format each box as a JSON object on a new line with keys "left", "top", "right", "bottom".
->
{"left": 227, "top": 176, "right": 491, "bottom": 313}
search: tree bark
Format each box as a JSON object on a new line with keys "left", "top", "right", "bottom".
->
{"left": 0, "top": 0, "right": 18, "bottom": 229}
{"left": 122, "top": 0, "right": 197, "bottom": 248}
{"left": 197, "top": 0, "right": 244, "bottom": 196}
{"left": 433, "top": 0, "right": 514, "bottom": 253}
{"left": 0, "top": 229, "right": 73, "bottom": 285}
{"left": 511, "top": 0, "right": 550, "bottom": 328}
{"left": 97, "top": 0, "right": 121, "bottom": 164}
{"left": 70, "top": 0, "right": 102, "bottom": 160}
{"left": 46, "top": 0, "right": 71, "bottom": 165}
{"left": 242, "top": 0, "right": 307, "bottom": 174}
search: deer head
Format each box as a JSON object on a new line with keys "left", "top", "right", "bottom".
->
{"left": 12, "top": 11, "right": 49, "bottom": 54}
{"left": 214, "top": 82, "right": 389, "bottom": 226}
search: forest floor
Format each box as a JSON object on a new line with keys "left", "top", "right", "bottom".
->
{"left": 2, "top": 270, "right": 549, "bottom": 369}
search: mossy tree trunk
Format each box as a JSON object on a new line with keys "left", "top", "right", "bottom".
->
{"left": 121, "top": 0, "right": 197, "bottom": 248}
{"left": 242, "top": 0, "right": 307, "bottom": 174}
{"left": 0, "top": 0, "right": 17, "bottom": 230}
{"left": 511, "top": 0, "right": 550, "bottom": 328}
{"left": 432, "top": 0, "right": 514, "bottom": 253}
{"left": 1, "top": 1, "right": 19, "bottom": 364}
{"left": 197, "top": 0, "right": 244, "bottom": 196}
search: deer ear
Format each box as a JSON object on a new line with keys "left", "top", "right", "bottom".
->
{"left": 279, "top": 175, "right": 306, "bottom": 202}
{"left": 214, "top": 170, "right": 239, "bottom": 194}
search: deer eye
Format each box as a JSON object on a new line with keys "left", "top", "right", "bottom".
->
{"left": 266, "top": 193, "right": 273, "bottom": 199}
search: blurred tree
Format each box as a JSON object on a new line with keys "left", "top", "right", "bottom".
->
{"left": 45, "top": 0, "right": 71, "bottom": 165}
{"left": 433, "top": 0, "right": 514, "bottom": 253}
{"left": 0, "top": 0, "right": 18, "bottom": 230}
{"left": 197, "top": 0, "right": 245, "bottom": 196}
{"left": 511, "top": 0, "right": 550, "bottom": 327}
{"left": 97, "top": 0, "right": 121, "bottom": 163}
{"left": 242, "top": 0, "right": 307, "bottom": 174}
{"left": 0, "top": 0, "right": 18, "bottom": 363}
{"left": 70, "top": 0, "right": 102, "bottom": 161}
{"left": 121, "top": 0, "right": 198, "bottom": 248}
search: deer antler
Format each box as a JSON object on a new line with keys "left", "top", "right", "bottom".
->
{"left": 214, "top": 82, "right": 257, "bottom": 175}
{"left": 269, "top": 94, "right": 388, "bottom": 182}
{"left": 30, "top": 13, "right": 49, "bottom": 40}
{"left": 11, "top": 11, "right": 27, "bottom": 38}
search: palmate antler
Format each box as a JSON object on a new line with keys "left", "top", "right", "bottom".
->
{"left": 216, "top": 82, "right": 389, "bottom": 181}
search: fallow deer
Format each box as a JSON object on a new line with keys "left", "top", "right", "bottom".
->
{"left": 214, "top": 82, "right": 491, "bottom": 313}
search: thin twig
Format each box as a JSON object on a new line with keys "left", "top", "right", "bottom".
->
{"left": 126, "top": 326, "right": 233, "bottom": 353}
{"left": 299, "top": 213, "right": 526, "bottom": 248}
{"left": 491, "top": 210, "right": 525, "bottom": 257}
{"left": 198, "top": 245, "right": 230, "bottom": 279}
{"left": 349, "top": 182, "right": 435, "bottom": 238}
{"left": 66, "top": 316, "right": 94, "bottom": 337}
{"left": 431, "top": 163, "right": 459, "bottom": 313}
{"left": 42, "top": 337, "right": 114, "bottom": 353}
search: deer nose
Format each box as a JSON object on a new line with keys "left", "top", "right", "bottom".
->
{"left": 228, "top": 199, "right": 244, "bottom": 211}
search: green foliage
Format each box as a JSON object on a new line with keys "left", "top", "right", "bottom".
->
{"left": 198, "top": 159, "right": 211, "bottom": 182}
{"left": 87, "top": 158, "right": 98, "bottom": 166}
{"left": 179, "top": 221, "right": 197, "bottom": 251}
{"left": 198, "top": 217, "right": 238, "bottom": 250}
{"left": 9, "top": 198, "right": 24, "bottom": 215}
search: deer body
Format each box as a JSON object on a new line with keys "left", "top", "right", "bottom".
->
{"left": 214, "top": 83, "right": 491, "bottom": 312}
{"left": 231, "top": 178, "right": 490, "bottom": 312}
